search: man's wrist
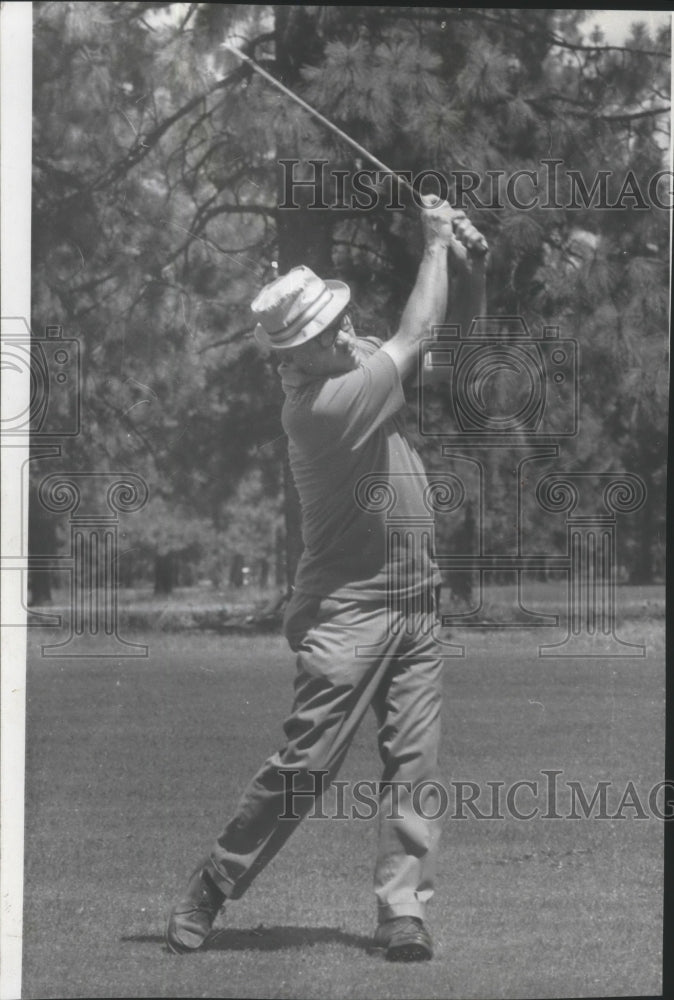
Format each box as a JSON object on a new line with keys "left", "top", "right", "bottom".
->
{"left": 423, "top": 238, "right": 450, "bottom": 256}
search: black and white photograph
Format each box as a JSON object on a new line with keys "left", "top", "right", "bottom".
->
{"left": 1, "top": 4, "right": 671, "bottom": 998}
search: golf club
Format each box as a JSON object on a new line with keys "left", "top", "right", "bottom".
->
{"left": 222, "top": 41, "right": 489, "bottom": 255}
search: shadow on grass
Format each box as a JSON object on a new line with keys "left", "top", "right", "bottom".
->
{"left": 123, "top": 926, "right": 373, "bottom": 953}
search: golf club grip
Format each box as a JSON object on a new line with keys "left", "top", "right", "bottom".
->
{"left": 410, "top": 186, "right": 489, "bottom": 255}
{"left": 451, "top": 217, "right": 489, "bottom": 255}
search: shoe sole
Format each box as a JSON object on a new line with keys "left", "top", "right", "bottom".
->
{"left": 166, "top": 927, "right": 202, "bottom": 955}
{"left": 386, "top": 942, "right": 432, "bottom": 962}
{"left": 166, "top": 935, "right": 193, "bottom": 955}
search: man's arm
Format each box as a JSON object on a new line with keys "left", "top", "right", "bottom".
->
{"left": 447, "top": 249, "right": 487, "bottom": 337}
{"left": 381, "top": 201, "right": 487, "bottom": 382}
{"left": 413, "top": 236, "right": 489, "bottom": 387}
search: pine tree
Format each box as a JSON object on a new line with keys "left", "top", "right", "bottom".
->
{"left": 31, "top": 4, "right": 670, "bottom": 587}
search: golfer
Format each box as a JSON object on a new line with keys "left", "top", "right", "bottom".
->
{"left": 167, "top": 198, "right": 487, "bottom": 961}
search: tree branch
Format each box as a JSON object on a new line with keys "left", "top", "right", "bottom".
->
{"left": 588, "top": 106, "right": 671, "bottom": 123}
{"left": 393, "top": 7, "right": 669, "bottom": 58}
{"left": 178, "top": 3, "right": 198, "bottom": 32}
{"left": 457, "top": 8, "right": 670, "bottom": 58}
{"left": 90, "top": 64, "right": 249, "bottom": 192}
{"left": 199, "top": 325, "right": 256, "bottom": 353}
{"left": 527, "top": 96, "right": 671, "bottom": 123}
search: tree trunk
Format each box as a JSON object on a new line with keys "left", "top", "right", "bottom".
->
{"left": 154, "top": 553, "right": 175, "bottom": 594}
{"left": 282, "top": 453, "right": 304, "bottom": 597}
{"left": 257, "top": 557, "right": 270, "bottom": 588}
{"left": 275, "top": 525, "right": 286, "bottom": 588}
{"left": 274, "top": 5, "right": 334, "bottom": 596}
{"left": 229, "top": 553, "right": 245, "bottom": 588}
{"left": 629, "top": 469, "right": 654, "bottom": 584}
{"left": 28, "top": 485, "right": 56, "bottom": 605}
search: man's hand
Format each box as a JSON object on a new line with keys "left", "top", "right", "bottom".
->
{"left": 380, "top": 196, "right": 488, "bottom": 382}
{"left": 420, "top": 194, "right": 462, "bottom": 248}
{"left": 420, "top": 194, "right": 488, "bottom": 273}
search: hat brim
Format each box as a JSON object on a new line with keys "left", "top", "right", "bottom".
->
{"left": 254, "top": 280, "right": 351, "bottom": 350}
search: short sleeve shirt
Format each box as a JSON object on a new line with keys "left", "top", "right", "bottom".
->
{"left": 280, "top": 337, "right": 441, "bottom": 600}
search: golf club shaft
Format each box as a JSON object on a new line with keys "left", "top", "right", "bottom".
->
{"left": 222, "top": 43, "right": 488, "bottom": 254}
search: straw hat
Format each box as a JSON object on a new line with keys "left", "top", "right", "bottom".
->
{"left": 252, "top": 266, "right": 350, "bottom": 350}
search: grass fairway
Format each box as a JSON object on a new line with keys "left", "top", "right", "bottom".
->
{"left": 22, "top": 622, "right": 664, "bottom": 999}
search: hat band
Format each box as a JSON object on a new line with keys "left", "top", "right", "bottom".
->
{"left": 266, "top": 286, "right": 333, "bottom": 343}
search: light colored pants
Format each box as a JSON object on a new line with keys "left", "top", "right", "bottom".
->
{"left": 208, "top": 590, "right": 444, "bottom": 922}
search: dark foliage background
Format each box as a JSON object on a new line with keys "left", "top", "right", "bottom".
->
{"left": 29, "top": 4, "right": 670, "bottom": 596}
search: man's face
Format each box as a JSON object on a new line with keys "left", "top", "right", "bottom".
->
{"left": 283, "top": 312, "right": 364, "bottom": 376}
